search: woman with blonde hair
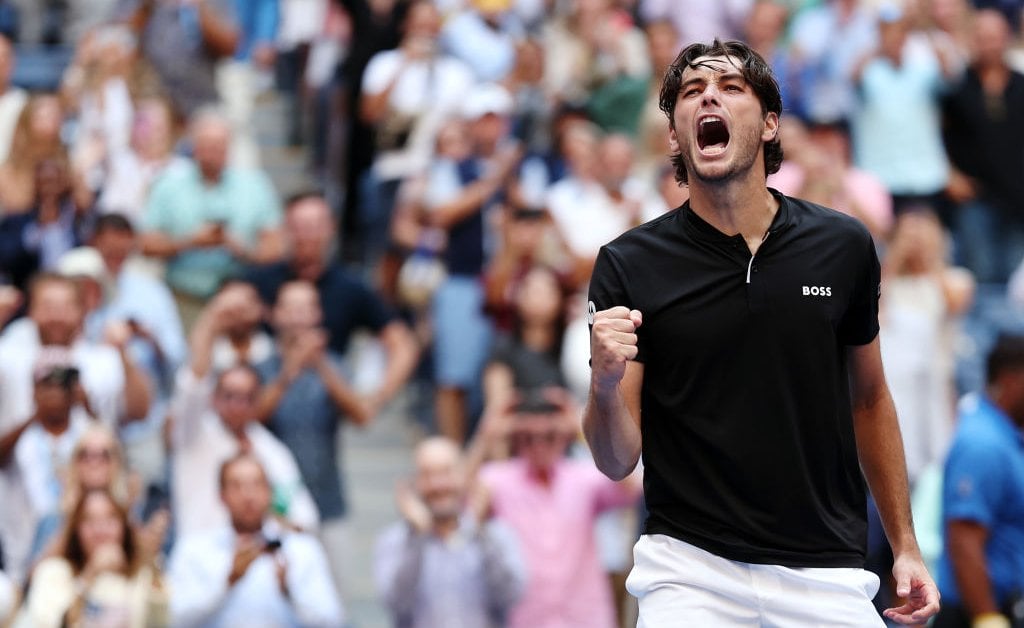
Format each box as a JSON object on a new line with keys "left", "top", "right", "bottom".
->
{"left": 22, "top": 489, "right": 167, "bottom": 627}
{"left": 30, "top": 425, "right": 169, "bottom": 567}
{"left": 0, "top": 93, "right": 91, "bottom": 216}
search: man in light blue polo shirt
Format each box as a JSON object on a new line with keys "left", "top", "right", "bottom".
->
{"left": 936, "top": 334, "right": 1024, "bottom": 628}
{"left": 140, "top": 106, "right": 283, "bottom": 325}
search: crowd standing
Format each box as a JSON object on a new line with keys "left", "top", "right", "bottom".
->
{"left": 0, "top": 0, "right": 1022, "bottom": 626}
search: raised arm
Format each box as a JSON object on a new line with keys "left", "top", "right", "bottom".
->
{"left": 583, "top": 306, "right": 644, "bottom": 481}
{"left": 848, "top": 338, "right": 940, "bottom": 625}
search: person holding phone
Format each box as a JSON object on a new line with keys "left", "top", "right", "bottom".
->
{"left": 168, "top": 454, "right": 343, "bottom": 627}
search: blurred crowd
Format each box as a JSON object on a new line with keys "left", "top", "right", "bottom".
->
{"left": 0, "top": 0, "right": 1022, "bottom": 626}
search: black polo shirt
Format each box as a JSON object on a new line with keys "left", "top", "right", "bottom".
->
{"left": 588, "top": 191, "right": 881, "bottom": 568}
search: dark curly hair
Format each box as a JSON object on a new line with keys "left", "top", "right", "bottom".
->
{"left": 659, "top": 39, "right": 784, "bottom": 185}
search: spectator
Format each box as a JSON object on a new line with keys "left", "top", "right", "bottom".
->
{"left": 541, "top": 0, "right": 650, "bottom": 132}
{"left": 0, "top": 156, "right": 96, "bottom": 291}
{"left": 768, "top": 119, "right": 894, "bottom": 241}
{"left": 62, "top": 25, "right": 138, "bottom": 194}
{"left": 850, "top": 4, "right": 957, "bottom": 215}
{"left": 206, "top": 279, "right": 273, "bottom": 372}
{"left": 942, "top": 8, "right": 1024, "bottom": 285}
{"left": 168, "top": 454, "right": 344, "bottom": 627}
{"left": 22, "top": 488, "right": 167, "bottom": 627}
{"left": 639, "top": 0, "right": 750, "bottom": 47}
{"left": 243, "top": 193, "right": 418, "bottom": 419}
{"left": 545, "top": 122, "right": 633, "bottom": 288}
{"left": 483, "top": 206, "right": 563, "bottom": 334}
{"left": 880, "top": 209, "right": 974, "bottom": 487}
{"left": 503, "top": 38, "right": 554, "bottom": 157}
{"left": 0, "top": 33, "right": 27, "bottom": 164}
{"left": 374, "top": 436, "right": 526, "bottom": 628}
{"left": 169, "top": 288, "right": 318, "bottom": 539}
{"left": 0, "top": 349, "right": 94, "bottom": 578}
{"left": 787, "top": 0, "right": 878, "bottom": 124}
{"left": 96, "top": 96, "right": 185, "bottom": 224}
{"left": 386, "top": 117, "right": 472, "bottom": 308}
{"left": 29, "top": 423, "right": 123, "bottom": 556}
{"left": 30, "top": 424, "right": 170, "bottom": 563}
{"left": 358, "top": 0, "right": 475, "bottom": 266}
{"left": 635, "top": 20, "right": 680, "bottom": 184}
{"left": 474, "top": 396, "right": 641, "bottom": 628}
{"left": 120, "top": 0, "right": 239, "bottom": 118}
{"left": 482, "top": 265, "right": 571, "bottom": 417}
{"left": 255, "top": 279, "right": 370, "bottom": 596}
{"left": 87, "top": 213, "right": 186, "bottom": 400}
{"left": 935, "top": 334, "right": 1024, "bottom": 627}
{"left": 425, "top": 84, "right": 522, "bottom": 443}
{"left": 0, "top": 272, "right": 151, "bottom": 431}
{"left": 441, "top": 0, "right": 520, "bottom": 83}
{"left": 0, "top": 93, "right": 87, "bottom": 216}
{"left": 139, "top": 106, "right": 283, "bottom": 328}
{"left": 744, "top": 0, "right": 810, "bottom": 123}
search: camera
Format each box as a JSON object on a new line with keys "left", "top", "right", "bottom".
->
{"left": 39, "top": 366, "right": 80, "bottom": 389}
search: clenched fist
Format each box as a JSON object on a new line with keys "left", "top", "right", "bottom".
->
{"left": 590, "top": 306, "right": 642, "bottom": 391}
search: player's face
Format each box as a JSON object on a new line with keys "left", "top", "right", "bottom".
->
{"left": 669, "top": 55, "right": 778, "bottom": 185}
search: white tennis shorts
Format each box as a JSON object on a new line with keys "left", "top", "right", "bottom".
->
{"left": 626, "top": 534, "right": 884, "bottom": 627}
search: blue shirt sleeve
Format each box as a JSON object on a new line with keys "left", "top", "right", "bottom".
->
{"left": 943, "top": 437, "right": 1006, "bottom": 527}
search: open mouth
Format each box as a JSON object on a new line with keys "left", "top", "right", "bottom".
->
{"left": 697, "top": 116, "right": 730, "bottom": 155}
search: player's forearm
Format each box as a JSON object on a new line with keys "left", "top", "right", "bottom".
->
{"left": 852, "top": 391, "right": 920, "bottom": 556}
{"left": 584, "top": 384, "right": 641, "bottom": 481}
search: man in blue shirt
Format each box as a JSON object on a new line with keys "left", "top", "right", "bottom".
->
{"left": 255, "top": 279, "right": 371, "bottom": 601}
{"left": 937, "top": 334, "right": 1024, "bottom": 628}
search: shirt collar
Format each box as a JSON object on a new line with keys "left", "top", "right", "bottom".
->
{"left": 681, "top": 187, "right": 793, "bottom": 244}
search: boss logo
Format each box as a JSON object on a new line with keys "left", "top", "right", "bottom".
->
{"left": 802, "top": 286, "right": 832, "bottom": 296}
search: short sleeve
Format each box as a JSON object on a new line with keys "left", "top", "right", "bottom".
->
{"left": 942, "top": 438, "right": 1005, "bottom": 527}
{"left": 838, "top": 233, "right": 880, "bottom": 346}
{"left": 588, "top": 245, "right": 644, "bottom": 361}
{"left": 140, "top": 173, "right": 174, "bottom": 232}
{"left": 362, "top": 52, "right": 397, "bottom": 96}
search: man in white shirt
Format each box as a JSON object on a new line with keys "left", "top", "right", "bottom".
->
{"left": 0, "top": 272, "right": 151, "bottom": 431}
{"left": 0, "top": 348, "right": 93, "bottom": 580}
{"left": 169, "top": 454, "right": 343, "bottom": 627}
{"left": 170, "top": 288, "right": 318, "bottom": 539}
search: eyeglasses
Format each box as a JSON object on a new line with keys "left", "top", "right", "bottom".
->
{"left": 75, "top": 448, "right": 113, "bottom": 463}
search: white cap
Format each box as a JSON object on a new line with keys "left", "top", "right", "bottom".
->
{"left": 56, "top": 247, "right": 106, "bottom": 282}
{"left": 461, "top": 83, "right": 514, "bottom": 120}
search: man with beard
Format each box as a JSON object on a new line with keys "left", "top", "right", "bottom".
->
{"left": 585, "top": 39, "right": 939, "bottom": 625}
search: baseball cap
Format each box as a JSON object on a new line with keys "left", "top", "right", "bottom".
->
{"left": 33, "top": 346, "right": 78, "bottom": 385}
{"left": 461, "top": 83, "right": 514, "bottom": 120}
{"left": 56, "top": 247, "right": 107, "bottom": 282}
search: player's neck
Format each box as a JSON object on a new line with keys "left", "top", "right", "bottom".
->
{"left": 688, "top": 177, "right": 778, "bottom": 251}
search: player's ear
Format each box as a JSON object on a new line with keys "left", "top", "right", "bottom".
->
{"left": 762, "top": 112, "right": 779, "bottom": 143}
{"left": 668, "top": 126, "right": 680, "bottom": 154}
